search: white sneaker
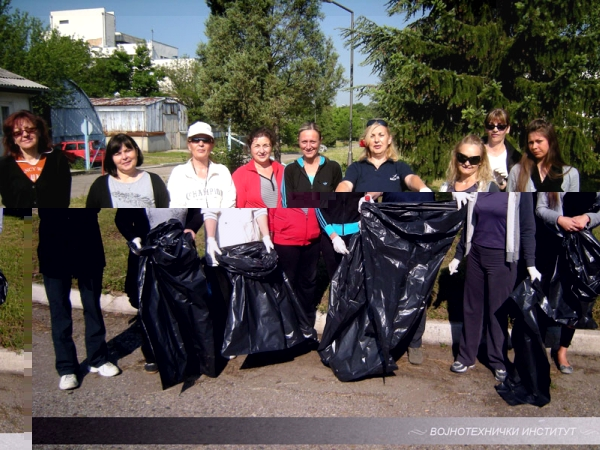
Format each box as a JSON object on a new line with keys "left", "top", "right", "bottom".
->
{"left": 59, "top": 374, "right": 79, "bottom": 390}
{"left": 88, "top": 361, "right": 121, "bottom": 377}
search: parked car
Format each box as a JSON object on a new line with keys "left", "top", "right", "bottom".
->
{"left": 53, "top": 140, "right": 106, "bottom": 166}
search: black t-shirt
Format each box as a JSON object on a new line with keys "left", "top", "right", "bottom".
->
{"left": 343, "top": 159, "right": 414, "bottom": 192}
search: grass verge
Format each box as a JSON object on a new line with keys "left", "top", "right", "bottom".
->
{"left": 0, "top": 214, "right": 26, "bottom": 350}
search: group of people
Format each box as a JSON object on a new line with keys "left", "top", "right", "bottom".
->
{"left": 5, "top": 108, "right": 597, "bottom": 393}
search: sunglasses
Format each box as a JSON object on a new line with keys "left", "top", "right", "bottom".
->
{"left": 188, "top": 137, "right": 213, "bottom": 144}
{"left": 367, "top": 119, "right": 388, "bottom": 127}
{"left": 456, "top": 153, "right": 482, "bottom": 166}
{"left": 12, "top": 127, "right": 37, "bottom": 137}
{"left": 484, "top": 123, "right": 508, "bottom": 131}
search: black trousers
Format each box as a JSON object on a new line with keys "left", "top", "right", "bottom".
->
{"left": 43, "top": 271, "right": 108, "bottom": 375}
{"left": 274, "top": 241, "right": 320, "bottom": 327}
{"left": 457, "top": 244, "right": 517, "bottom": 371}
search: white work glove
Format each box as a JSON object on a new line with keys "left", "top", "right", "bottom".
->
{"left": 452, "top": 192, "right": 474, "bottom": 210}
{"left": 527, "top": 266, "right": 542, "bottom": 282}
{"left": 448, "top": 258, "right": 461, "bottom": 275}
{"left": 493, "top": 167, "right": 509, "bottom": 180}
{"left": 129, "top": 237, "right": 142, "bottom": 256}
{"left": 262, "top": 235, "right": 274, "bottom": 253}
{"left": 419, "top": 187, "right": 433, "bottom": 192}
{"left": 206, "top": 237, "right": 222, "bottom": 267}
{"left": 357, "top": 194, "right": 373, "bottom": 213}
{"left": 332, "top": 236, "right": 349, "bottom": 255}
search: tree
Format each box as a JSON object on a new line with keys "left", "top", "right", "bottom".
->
{"left": 128, "top": 43, "right": 165, "bottom": 97}
{"left": 161, "top": 58, "right": 204, "bottom": 123}
{"left": 0, "top": 0, "right": 93, "bottom": 114}
{"left": 83, "top": 49, "right": 133, "bottom": 98}
{"left": 352, "top": 0, "right": 600, "bottom": 181}
{"left": 196, "top": 0, "right": 344, "bottom": 161}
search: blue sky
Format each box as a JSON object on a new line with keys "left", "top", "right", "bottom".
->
{"left": 13, "top": 0, "right": 410, "bottom": 105}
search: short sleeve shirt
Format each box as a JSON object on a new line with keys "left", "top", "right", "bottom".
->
{"left": 343, "top": 159, "right": 414, "bottom": 192}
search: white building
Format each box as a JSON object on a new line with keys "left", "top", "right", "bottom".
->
{"left": 49, "top": 8, "right": 178, "bottom": 60}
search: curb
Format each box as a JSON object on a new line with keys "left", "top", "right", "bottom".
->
{"left": 32, "top": 283, "right": 600, "bottom": 357}
{"left": 0, "top": 348, "right": 30, "bottom": 375}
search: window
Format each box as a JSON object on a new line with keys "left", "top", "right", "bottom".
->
{"left": 59, "top": 20, "right": 69, "bottom": 24}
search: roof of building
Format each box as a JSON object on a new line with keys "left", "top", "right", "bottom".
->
{"left": 90, "top": 97, "right": 181, "bottom": 106}
{"left": 0, "top": 68, "right": 48, "bottom": 91}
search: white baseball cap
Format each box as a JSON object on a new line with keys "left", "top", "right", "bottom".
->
{"left": 187, "top": 121, "right": 214, "bottom": 138}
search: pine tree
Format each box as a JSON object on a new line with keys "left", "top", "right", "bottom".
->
{"left": 352, "top": 0, "right": 600, "bottom": 182}
{"left": 196, "top": 0, "right": 344, "bottom": 161}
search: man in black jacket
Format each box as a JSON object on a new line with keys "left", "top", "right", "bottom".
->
{"left": 38, "top": 209, "right": 120, "bottom": 390}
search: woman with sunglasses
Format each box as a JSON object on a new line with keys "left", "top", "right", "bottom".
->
{"left": 507, "top": 119, "right": 579, "bottom": 192}
{"left": 439, "top": 135, "right": 500, "bottom": 193}
{"left": 167, "top": 122, "right": 236, "bottom": 207}
{"left": 448, "top": 193, "right": 541, "bottom": 382}
{"left": 86, "top": 134, "right": 170, "bottom": 207}
{"left": 0, "top": 110, "right": 71, "bottom": 207}
{"left": 335, "top": 119, "right": 431, "bottom": 196}
{"left": 482, "top": 109, "right": 521, "bottom": 191}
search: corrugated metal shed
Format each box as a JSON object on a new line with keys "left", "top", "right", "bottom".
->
{"left": 91, "top": 96, "right": 188, "bottom": 150}
{"left": 0, "top": 68, "right": 48, "bottom": 92}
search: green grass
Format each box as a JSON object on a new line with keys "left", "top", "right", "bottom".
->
{"left": 0, "top": 214, "right": 27, "bottom": 351}
{"left": 141, "top": 151, "right": 190, "bottom": 166}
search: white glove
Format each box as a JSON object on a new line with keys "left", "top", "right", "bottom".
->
{"left": 452, "top": 192, "right": 474, "bottom": 210}
{"left": 419, "top": 187, "right": 433, "bottom": 192}
{"left": 129, "top": 237, "right": 142, "bottom": 256}
{"left": 262, "top": 235, "right": 274, "bottom": 253}
{"left": 206, "top": 237, "right": 222, "bottom": 266}
{"left": 494, "top": 167, "right": 509, "bottom": 180}
{"left": 332, "top": 236, "right": 349, "bottom": 255}
{"left": 357, "top": 194, "right": 373, "bottom": 213}
{"left": 527, "top": 266, "right": 542, "bottom": 282}
{"left": 448, "top": 258, "right": 461, "bottom": 275}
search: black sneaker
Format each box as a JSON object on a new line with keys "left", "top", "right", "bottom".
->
{"left": 144, "top": 363, "right": 158, "bottom": 374}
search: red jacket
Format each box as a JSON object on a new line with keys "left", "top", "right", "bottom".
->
{"left": 232, "top": 160, "right": 285, "bottom": 208}
{"left": 269, "top": 208, "right": 321, "bottom": 246}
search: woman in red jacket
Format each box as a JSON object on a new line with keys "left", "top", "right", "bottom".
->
{"left": 232, "top": 127, "right": 284, "bottom": 208}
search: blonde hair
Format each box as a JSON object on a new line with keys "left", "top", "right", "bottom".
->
{"left": 446, "top": 135, "right": 495, "bottom": 191}
{"left": 358, "top": 123, "right": 399, "bottom": 162}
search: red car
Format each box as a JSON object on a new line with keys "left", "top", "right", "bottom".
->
{"left": 53, "top": 140, "right": 106, "bottom": 166}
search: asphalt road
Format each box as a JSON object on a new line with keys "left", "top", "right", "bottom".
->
{"left": 70, "top": 153, "right": 303, "bottom": 201}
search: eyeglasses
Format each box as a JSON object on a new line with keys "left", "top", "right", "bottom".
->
{"left": 456, "top": 153, "right": 482, "bottom": 166}
{"left": 367, "top": 119, "right": 388, "bottom": 127}
{"left": 188, "top": 137, "right": 213, "bottom": 144}
{"left": 484, "top": 123, "right": 508, "bottom": 131}
{"left": 12, "top": 127, "right": 37, "bottom": 138}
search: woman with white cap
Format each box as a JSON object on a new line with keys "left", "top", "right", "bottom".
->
{"left": 167, "top": 122, "right": 236, "bottom": 208}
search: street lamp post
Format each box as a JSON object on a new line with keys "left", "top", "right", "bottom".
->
{"left": 322, "top": 0, "right": 354, "bottom": 167}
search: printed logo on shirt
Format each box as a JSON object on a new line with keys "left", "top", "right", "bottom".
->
{"left": 322, "top": 182, "right": 328, "bottom": 185}
{"left": 390, "top": 174, "right": 400, "bottom": 181}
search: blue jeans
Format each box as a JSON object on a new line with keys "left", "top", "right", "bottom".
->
{"left": 43, "top": 271, "right": 108, "bottom": 375}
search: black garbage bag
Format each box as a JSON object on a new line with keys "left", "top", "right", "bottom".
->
{"left": 0, "top": 269, "right": 7, "bottom": 306}
{"left": 138, "top": 220, "right": 216, "bottom": 390}
{"left": 497, "top": 278, "right": 551, "bottom": 407}
{"left": 319, "top": 201, "right": 465, "bottom": 381}
{"left": 318, "top": 233, "right": 396, "bottom": 381}
{"left": 547, "top": 230, "right": 600, "bottom": 330}
{"left": 216, "top": 242, "right": 317, "bottom": 357}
